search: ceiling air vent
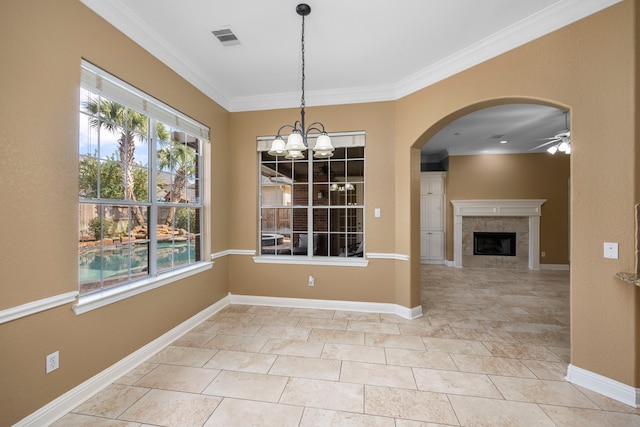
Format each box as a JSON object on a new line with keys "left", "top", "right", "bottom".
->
{"left": 211, "top": 28, "right": 241, "bottom": 47}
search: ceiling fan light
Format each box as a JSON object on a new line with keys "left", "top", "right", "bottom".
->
{"left": 558, "top": 141, "right": 569, "bottom": 152}
{"left": 285, "top": 131, "right": 305, "bottom": 151}
{"left": 268, "top": 137, "right": 287, "bottom": 156}
{"left": 547, "top": 145, "right": 558, "bottom": 154}
{"left": 564, "top": 143, "right": 571, "bottom": 154}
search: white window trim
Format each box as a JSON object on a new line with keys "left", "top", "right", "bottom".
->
{"left": 257, "top": 132, "right": 366, "bottom": 262}
{"left": 253, "top": 255, "right": 369, "bottom": 267}
{"left": 77, "top": 60, "right": 212, "bottom": 312}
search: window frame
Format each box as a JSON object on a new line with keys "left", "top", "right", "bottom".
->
{"left": 256, "top": 132, "right": 368, "bottom": 267}
{"left": 75, "top": 60, "right": 212, "bottom": 314}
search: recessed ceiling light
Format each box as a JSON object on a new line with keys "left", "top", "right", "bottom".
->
{"left": 500, "top": 140, "right": 508, "bottom": 144}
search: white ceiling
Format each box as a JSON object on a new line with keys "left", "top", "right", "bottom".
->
{"left": 423, "top": 104, "right": 569, "bottom": 159}
{"left": 80, "top": 0, "right": 618, "bottom": 155}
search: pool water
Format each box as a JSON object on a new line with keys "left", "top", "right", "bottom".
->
{"left": 79, "top": 241, "right": 197, "bottom": 286}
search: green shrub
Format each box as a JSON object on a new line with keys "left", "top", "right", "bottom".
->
{"left": 175, "top": 208, "right": 196, "bottom": 233}
{"left": 88, "top": 217, "right": 116, "bottom": 240}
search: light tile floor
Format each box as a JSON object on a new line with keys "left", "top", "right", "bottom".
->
{"left": 53, "top": 266, "right": 640, "bottom": 426}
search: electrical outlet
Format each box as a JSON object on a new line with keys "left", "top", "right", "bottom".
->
{"left": 308, "top": 275, "right": 314, "bottom": 286}
{"left": 46, "top": 351, "right": 59, "bottom": 374}
{"left": 541, "top": 251, "right": 546, "bottom": 257}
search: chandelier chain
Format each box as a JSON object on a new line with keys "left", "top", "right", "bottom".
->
{"left": 300, "top": 14, "right": 306, "bottom": 110}
{"left": 268, "top": 4, "right": 334, "bottom": 159}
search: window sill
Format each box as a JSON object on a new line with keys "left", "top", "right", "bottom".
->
{"left": 73, "top": 262, "right": 213, "bottom": 315}
{"left": 253, "top": 256, "right": 369, "bottom": 267}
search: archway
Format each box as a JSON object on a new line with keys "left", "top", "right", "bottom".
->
{"left": 416, "top": 100, "right": 571, "bottom": 269}
{"left": 411, "top": 97, "right": 571, "bottom": 353}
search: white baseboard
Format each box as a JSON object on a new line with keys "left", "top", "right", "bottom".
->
{"left": 229, "top": 294, "right": 423, "bottom": 320}
{"left": 541, "top": 264, "right": 570, "bottom": 270}
{"left": 566, "top": 364, "right": 639, "bottom": 408}
{"left": 16, "top": 293, "right": 423, "bottom": 425}
{"left": 420, "top": 259, "right": 446, "bottom": 265}
{"left": 15, "top": 296, "right": 231, "bottom": 427}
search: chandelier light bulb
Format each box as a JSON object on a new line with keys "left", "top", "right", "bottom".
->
{"left": 313, "top": 150, "right": 333, "bottom": 159}
{"left": 268, "top": 137, "right": 287, "bottom": 156}
{"left": 314, "top": 133, "right": 334, "bottom": 152}
{"left": 285, "top": 131, "right": 305, "bottom": 151}
{"left": 285, "top": 150, "right": 304, "bottom": 160}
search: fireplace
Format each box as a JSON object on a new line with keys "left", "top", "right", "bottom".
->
{"left": 474, "top": 232, "right": 516, "bottom": 256}
{"left": 451, "top": 199, "right": 546, "bottom": 269}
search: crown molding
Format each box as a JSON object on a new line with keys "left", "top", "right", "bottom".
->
{"left": 80, "top": 0, "right": 622, "bottom": 112}
{"left": 79, "top": 0, "right": 232, "bottom": 110}
{"left": 229, "top": 85, "right": 397, "bottom": 112}
{"left": 393, "top": 0, "right": 623, "bottom": 99}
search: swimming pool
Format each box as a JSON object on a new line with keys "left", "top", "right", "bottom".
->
{"left": 78, "top": 240, "right": 197, "bottom": 291}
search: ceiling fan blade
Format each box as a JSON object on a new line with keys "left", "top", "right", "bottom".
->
{"left": 536, "top": 131, "right": 570, "bottom": 141}
{"left": 530, "top": 139, "right": 560, "bottom": 150}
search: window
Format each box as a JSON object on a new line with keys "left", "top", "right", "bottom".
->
{"left": 258, "top": 133, "right": 365, "bottom": 259}
{"left": 78, "top": 61, "right": 209, "bottom": 298}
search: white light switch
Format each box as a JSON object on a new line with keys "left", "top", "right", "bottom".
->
{"left": 374, "top": 208, "right": 381, "bottom": 218}
{"left": 604, "top": 242, "right": 618, "bottom": 259}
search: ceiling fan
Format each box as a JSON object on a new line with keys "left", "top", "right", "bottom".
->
{"left": 530, "top": 111, "right": 571, "bottom": 154}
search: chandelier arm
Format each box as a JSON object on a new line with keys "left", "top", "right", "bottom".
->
{"left": 276, "top": 124, "right": 297, "bottom": 137}
{"left": 305, "top": 122, "right": 327, "bottom": 134}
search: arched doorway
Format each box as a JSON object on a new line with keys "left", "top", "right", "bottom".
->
{"left": 418, "top": 102, "right": 571, "bottom": 268}
{"left": 413, "top": 98, "right": 572, "bottom": 363}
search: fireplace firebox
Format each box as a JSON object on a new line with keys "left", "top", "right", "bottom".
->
{"left": 474, "top": 232, "right": 516, "bottom": 256}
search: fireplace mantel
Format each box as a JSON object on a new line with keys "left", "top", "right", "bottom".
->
{"left": 451, "top": 199, "right": 546, "bottom": 269}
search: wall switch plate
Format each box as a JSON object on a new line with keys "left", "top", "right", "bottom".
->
{"left": 46, "top": 351, "right": 59, "bottom": 373}
{"left": 374, "top": 208, "right": 381, "bottom": 218}
{"left": 604, "top": 242, "right": 619, "bottom": 259}
{"left": 308, "top": 276, "right": 314, "bottom": 286}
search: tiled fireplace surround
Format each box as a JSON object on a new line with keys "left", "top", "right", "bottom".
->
{"left": 451, "top": 200, "right": 546, "bottom": 270}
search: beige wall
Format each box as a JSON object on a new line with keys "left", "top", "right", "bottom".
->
{"left": 395, "top": 1, "right": 637, "bottom": 386}
{"left": 228, "top": 103, "right": 400, "bottom": 303}
{"left": 445, "top": 153, "right": 570, "bottom": 264}
{"left": 0, "top": 1, "right": 230, "bottom": 424}
{"left": 1, "top": 0, "right": 638, "bottom": 423}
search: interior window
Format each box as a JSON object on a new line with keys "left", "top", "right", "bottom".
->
{"left": 258, "top": 134, "right": 365, "bottom": 258}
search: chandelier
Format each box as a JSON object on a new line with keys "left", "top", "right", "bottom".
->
{"left": 268, "top": 3, "right": 334, "bottom": 159}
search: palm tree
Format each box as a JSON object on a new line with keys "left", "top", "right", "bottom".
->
{"left": 157, "top": 138, "right": 197, "bottom": 226}
{"left": 84, "top": 97, "right": 169, "bottom": 226}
